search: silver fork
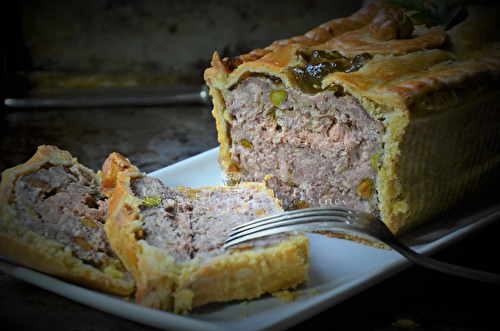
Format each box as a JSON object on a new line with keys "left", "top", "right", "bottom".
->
{"left": 223, "top": 206, "right": 500, "bottom": 284}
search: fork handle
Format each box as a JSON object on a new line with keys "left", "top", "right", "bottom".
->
{"left": 386, "top": 240, "right": 500, "bottom": 285}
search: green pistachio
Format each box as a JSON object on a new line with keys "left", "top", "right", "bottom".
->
{"left": 294, "top": 200, "right": 309, "bottom": 209}
{"left": 270, "top": 90, "right": 287, "bottom": 107}
{"left": 80, "top": 219, "right": 99, "bottom": 228}
{"left": 74, "top": 236, "right": 92, "bottom": 250}
{"left": 371, "top": 153, "right": 380, "bottom": 172}
{"left": 142, "top": 196, "right": 161, "bottom": 207}
{"left": 356, "top": 178, "right": 374, "bottom": 199}
{"left": 223, "top": 109, "right": 235, "bottom": 122}
{"left": 26, "top": 206, "right": 39, "bottom": 217}
{"left": 241, "top": 139, "right": 254, "bottom": 150}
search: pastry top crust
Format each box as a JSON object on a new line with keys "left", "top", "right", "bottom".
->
{"left": 0, "top": 145, "right": 136, "bottom": 296}
{"left": 205, "top": 2, "right": 500, "bottom": 113}
{"left": 215, "top": 0, "right": 382, "bottom": 71}
{"left": 323, "top": 24, "right": 445, "bottom": 57}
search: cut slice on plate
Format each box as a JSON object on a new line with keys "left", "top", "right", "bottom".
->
{"left": 103, "top": 152, "right": 309, "bottom": 314}
{"left": 0, "top": 145, "right": 136, "bottom": 296}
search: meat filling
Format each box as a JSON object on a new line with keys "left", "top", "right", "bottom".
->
{"left": 13, "top": 165, "right": 118, "bottom": 269}
{"left": 225, "top": 76, "right": 385, "bottom": 213}
{"left": 132, "top": 176, "right": 286, "bottom": 263}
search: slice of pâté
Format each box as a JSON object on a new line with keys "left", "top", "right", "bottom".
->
{"left": 0, "top": 145, "right": 135, "bottom": 295}
{"left": 102, "top": 153, "right": 309, "bottom": 314}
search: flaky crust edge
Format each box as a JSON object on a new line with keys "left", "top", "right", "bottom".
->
{"left": 0, "top": 145, "right": 136, "bottom": 296}
{"left": 106, "top": 170, "right": 309, "bottom": 314}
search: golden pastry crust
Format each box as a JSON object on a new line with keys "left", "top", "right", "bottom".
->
{"left": 204, "top": 2, "right": 500, "bottom": 236}
{"left": 0, "top": 145, "right": 136, "bottom": 296}
{"left": 104, "top": 155, "right": 309, "bottom": 314}
{"left": 323, "top": 24, "right": 445, "bottom": 57}
{"left": 101, "top": 151, "right": 136, "bottom": 198}
{"left": 218, "top": 0, "right": 382, "bottom": 71}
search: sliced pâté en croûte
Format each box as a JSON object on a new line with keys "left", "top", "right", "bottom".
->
{"left": 0, "top": 145, "right": 135, "bottom": 295}
{"left": 102, "top": 153, "right": 309, "bottom": 314}
{"left": 204, "top": 0, "right": 500, "bottom": 237}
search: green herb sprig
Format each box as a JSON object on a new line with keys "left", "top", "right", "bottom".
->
{"left": 382, "top": 0, "right": 463, "bottom": 29}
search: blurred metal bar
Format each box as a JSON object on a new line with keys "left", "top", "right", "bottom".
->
{"left": 4, "top": 85, "right": 212, "bottom": 108}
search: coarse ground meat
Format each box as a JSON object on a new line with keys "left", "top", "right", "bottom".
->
{"left": 13, "top": 165, "right": 116, "bottom": 268}
{"left": 131, "top": 176, "right": 286, "bottom": 263}
{"left": 224, "top": 76, "right": 385, "bottom": 213}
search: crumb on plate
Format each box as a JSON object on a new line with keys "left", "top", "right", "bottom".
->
{"left": 272, "top": 290, "right": 304, "bottom": 303}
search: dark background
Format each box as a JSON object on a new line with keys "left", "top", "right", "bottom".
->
{"left": 1, "top": 0, "right": 364, "bottom": 174}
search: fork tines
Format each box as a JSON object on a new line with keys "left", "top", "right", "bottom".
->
{"left": 223, "top": 207, "right": 361, "bottom": 248}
